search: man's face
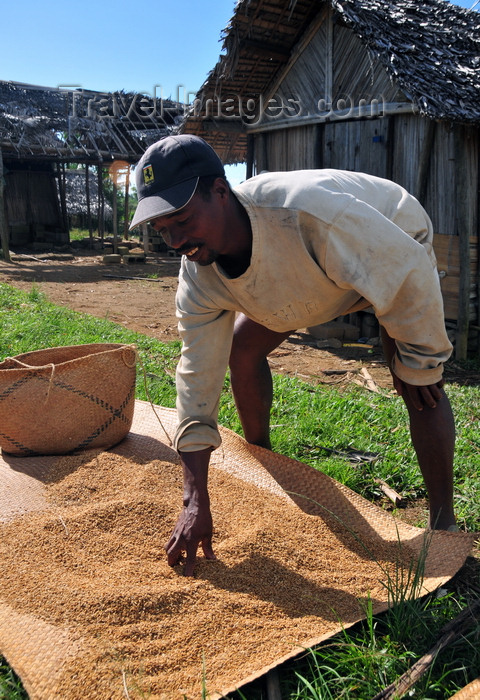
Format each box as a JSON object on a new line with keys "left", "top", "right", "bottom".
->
{"left": 149, "top": 182, "right": 227, "bottom": 266}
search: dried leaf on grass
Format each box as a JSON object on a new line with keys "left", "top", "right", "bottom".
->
{"left": 352, "top": 367, "right": 383, "bottom": 393}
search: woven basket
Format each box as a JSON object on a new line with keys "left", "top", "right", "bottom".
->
{"left": 0, "top": 343, "right": 137, "bottom": 456}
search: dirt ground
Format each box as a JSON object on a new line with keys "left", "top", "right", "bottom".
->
{"left": 1, "top": 247, "right": 477, "bottom": 393}
{"left": 1, "top": 248, "right": 397, "bottom": 387}
{"left": 0, "top": 249, "right": 480, "bottom": 390}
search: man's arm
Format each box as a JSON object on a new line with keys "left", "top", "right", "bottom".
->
{"left": 165, "top": 447, "right": 216, "bottom": 576}
{"left": 167, "top": 265, "right": 236, "bottom": 575}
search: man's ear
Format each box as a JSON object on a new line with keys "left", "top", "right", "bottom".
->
{"left": 212, "top": 177, "right": 229, "bottom": 200}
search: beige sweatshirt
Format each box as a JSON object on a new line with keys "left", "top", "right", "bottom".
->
{"left": 174, "top": 169, "right": 452, "bottom": 452}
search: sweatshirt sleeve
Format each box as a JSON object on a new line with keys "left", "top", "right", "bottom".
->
{"left": 323, "top": 199, "right": 452, "bottom": 385}
{"left": 173, "top": 264, "right": 235, "bottom": 452}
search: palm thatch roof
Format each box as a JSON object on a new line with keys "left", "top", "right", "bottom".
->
{"left": 64, "top": 169, "right": 112, "bottom": 219}
{"left": 0, "top": 81, "right": 184, "bottom": 163}
{"left": 182, "top": 0, "right": 480, "bottom": 163}
{"left": 332, "top": 0, "right": 480, "bottom": 119}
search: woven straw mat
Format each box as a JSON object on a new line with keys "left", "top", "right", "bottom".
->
{"left": 0, "top": 400, "right": 475, "bottom": 699}
{"left": 449, "top": 678, "right": 480, "bottom": 699}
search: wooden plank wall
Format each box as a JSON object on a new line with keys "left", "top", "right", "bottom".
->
{"left": 390, "top": 115, "right": 429, "bottom": 194}
{"left": 332, "top": 23, "right": 403, "bottom": 106}
{"left": 256, "top": 125, "right": 319, "bottom": 171}
{"left": 273, "top": 12, "right": 402, "bottom": 121}
{"left": 250, "top": 14, "right": 479, "bottom": 343}
{"left": 424, "top": 122, "right": 457, "bottom": 236}
{"left": 434, "top": 234, "right": 478, "bottom": 321}
{"left": 5, "top": 171, "right": 60, "bottom": 227}
{"left": 322, "top": 118, "right": 391, "bottom": 177}
{"left": 274, "top": 20, "right": 329, "bottom": 118}
{"left": 254, "top": 118, "right": 479, "bottom": 329}
{"left": 5, "top": 170, "right": 64, "bottom": 245}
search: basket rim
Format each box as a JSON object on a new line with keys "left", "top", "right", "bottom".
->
{"left": 0, "top": 343, "right": 136, "bottom": 371}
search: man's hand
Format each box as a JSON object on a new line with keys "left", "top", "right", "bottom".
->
{"left": 165, "top": 497, "right": 215, "bottom": 576}
{"left": 380, "top": 327, "right": 445, "bottom": 411}
{"left": 391, "top": 372, "right": 445, "bottom": 411}
{"left": 165, "top": 447, "right": 216, "bottom": 576}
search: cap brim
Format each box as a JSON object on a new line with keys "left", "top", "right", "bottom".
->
{"left": 129, "top": 177, "right": 198, "bottom": 229}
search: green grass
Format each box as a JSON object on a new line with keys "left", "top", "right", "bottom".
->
{"left": 232, "top": 578, "right": 480, "bottom": 700}
{"left": 69, "top": 227, "right": 91, "bottom": 241}
{"left": 0, "top": 657, "right": 26, "bottom": 700}
{"left": 0, "top": 282, "right": 479, "bottom": 699}
{"left": 69, "top": 227, "right": 143, "bottom": 245}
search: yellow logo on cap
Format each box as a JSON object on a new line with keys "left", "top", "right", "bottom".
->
{"left": 143, "top": 164, "right": 154, "bottom": 185}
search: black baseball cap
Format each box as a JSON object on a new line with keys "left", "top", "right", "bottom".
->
{"left": 129, "top": 134, "right": 225, "bottom": 229}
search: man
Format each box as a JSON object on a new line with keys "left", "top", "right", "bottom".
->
{"left": 130, "top": 134, "right": 456, "bottom": 576}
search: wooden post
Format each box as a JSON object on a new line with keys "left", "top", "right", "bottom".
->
{"left": 454, "top": 125, "right": 476, "bottom": 360}
{"left": 97, "top": 162, "right": 105, "bottom": 242}
{"left": 142, "top": 223, "right": 149, "bottom": 255}
{"left": 260, "top": 133, "right": 268, "bottom": 172}
{"left": 246, "top": 134, "right": 254, "bottom": 179}
{"left": 123, "top": 166, "right": 130, "bottom": 240}
{"left": 112, "top": 174, "right": 118, "bottom": 253}
{"left": 85, "top": 163, "right": 93, "bottom": 240}
{"left": 415, "top": 120, "right": 436, "bottom": 206}
{"left": 265, "top": 669, "right": 282, "bottom": 700}
{"left": 0, "top": 148, "right": 11, "bottom": 262}
{"left": 385, "top": 115, "right": 396, "bottom": 182}
{"left": 57, "top": 162, "right": 69, "bottom": 240}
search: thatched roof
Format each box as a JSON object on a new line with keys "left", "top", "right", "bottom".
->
{"left": 331, "top": 0, "right": 480, "bottom": 120}
{"left": 0, "top": 81, "right": 184, "bottom": 163}
{"left": 182, "top": 0, "right": 480, "bottom": 163}
{"left": 65, "top": 169, "right": 112, "bottom": 219}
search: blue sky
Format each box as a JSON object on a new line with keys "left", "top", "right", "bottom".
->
{"left": 1, "top": 0, "right": 476, "bottom": 184}
{"left": 1, "top": 1, "right": 235, "bottom": 98}
{"left": 1, "top": 0, "right": 476, "bottom": 98}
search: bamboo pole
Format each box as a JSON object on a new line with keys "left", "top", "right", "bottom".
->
{"left": 454, "top": 126, "right": 475, "bottom": 360}
{"left": 86, "top": 164, "right": 93, "bottom": 240}
{"left": 123, "top": 166, "right": 130, "bottom": 240}
{"left": 112, "top": 179, "right": 118, "bottom": 253}
{"left": 57, "top": 162, "right": 69, "bottom": 239}
{"left": 142, "top": 223, "right": 149, "bottom": 255}
{"left": 246, "top": 134, "right": 254, "bottom": 179}
{"left": 0, "top": 148, "right": 11, "bottom": 262}
{"left": 97, "top": 162, "right": 105, "bottom": 242}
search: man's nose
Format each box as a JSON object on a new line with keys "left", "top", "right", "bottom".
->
{"left": 152, "top": 223, "right": 183, "bottom": 249}
{"left": 164, "top": 226, "right": 186, "bottom": 249}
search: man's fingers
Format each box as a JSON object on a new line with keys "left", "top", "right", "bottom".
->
{"left": 164, "top": 532, "right": 177, "bottom": 554}
{"left": 201, "top": 536, "right": 216, "bottom": 561}
{"left": 429, "top": 381, "right": 444, "bottom": 400}
{"left": 419, "top": 386, "right": 438, "bottom": 408}
{"left": 165, "top": 533, "right": 215, "bottom": 575}
{"left": 184, "top": 540, "right": 201, "bottom": 577}
{"left": 405, "top": 382, "right": 445, "bottom": 411}
{"left": 166, "top": 541, "right": 183, "bottom": 568}
{"left": 183, "top": 537, "right": 216, "bottom": 576}
{"left": 392, "top": 375, "right": 403, "bottom": 397}
{"left": 164, "top": 501, "right": 215, "bottom": 575}
{"left": 165, "top": 530, "right": 186, "bottom": 567}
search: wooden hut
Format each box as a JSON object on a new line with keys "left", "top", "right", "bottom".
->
{"left": 0, "top": 81, "right": 183, "bottom": 254}
{"left": 182, "top": 0, "right": 480, "bottom": 358}
{"left": 65, "top": 168, "right": 113, "bottom": 231}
